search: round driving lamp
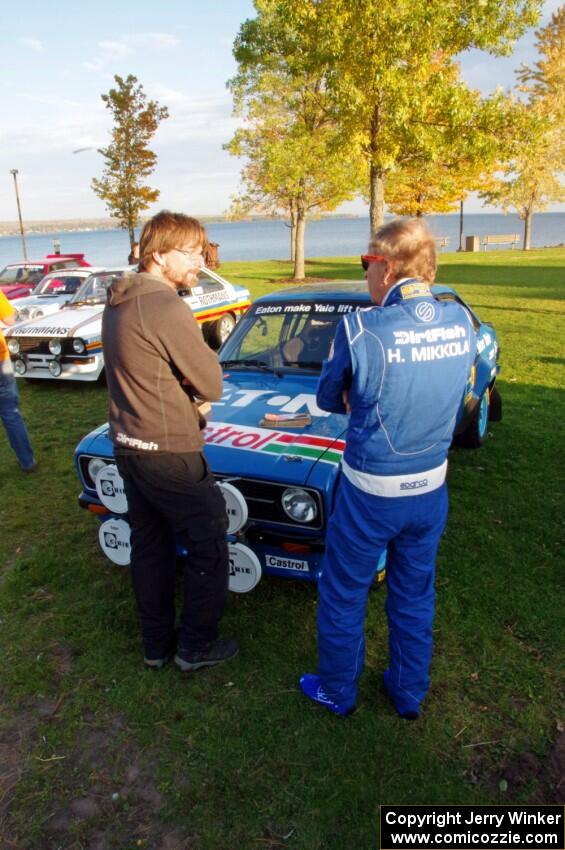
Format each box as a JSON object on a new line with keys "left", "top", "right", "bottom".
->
{"left": 87, "top": 457, "right": 108, "bottom": 485}
{"left": 73, "top": 338, "right": 86, "bottom": 354}
{"left": 14, "top": 359, "right": 27, "bottom": 376}
{"left": 33, "top": 309, "right": 44, "bottom": 319}
{"left": 48, "top": 339, "right": 62, "bottom": 355}
{"left": 48, "top": 360, "right": 62, "bottom": 377}
{"left": 281, "top": 488, "right": 318, "bottom": 523}
{"left": 7, "top": 339, "right": 20, "bottom": 355}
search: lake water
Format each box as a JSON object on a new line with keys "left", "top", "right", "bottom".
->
{"left": 1, "top": 212, "right": 564, "bottom": 268}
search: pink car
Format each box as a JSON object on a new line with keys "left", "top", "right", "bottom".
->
{"left": 0, "top": 254, "right": 90, "bottom": 299}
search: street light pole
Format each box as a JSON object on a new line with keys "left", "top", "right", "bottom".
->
{"left": 10, "top": 169, "right": 28, "bottom": 261}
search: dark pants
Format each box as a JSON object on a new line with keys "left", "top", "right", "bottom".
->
{"left": 115, "top": 451, "right": 229, "bottom": 660}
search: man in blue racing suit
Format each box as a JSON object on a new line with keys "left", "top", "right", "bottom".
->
{"left": 299, "top": 217, "right": 476, "bottom": 718}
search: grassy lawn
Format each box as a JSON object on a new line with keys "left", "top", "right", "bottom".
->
{"left": 1, "top": 249, "right": 563, "bottom": 849}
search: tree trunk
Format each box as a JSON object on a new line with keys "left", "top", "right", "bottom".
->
{"left": 289, "top": 205, "right": 297, "bottom": 262}
{"left": 522, "top": 207, "right": 533, "bottom": 250}
{"left": 458, "top": 200, "right": 464, "bottom": 252}
{"left": 369, "top": 164, "right": 385, "bottom": 234}
{"left": 293, "top": 209, "right": 306, "bottom": 280}
{"left": 128, "top": 225, "right": 135, "bottom": 248}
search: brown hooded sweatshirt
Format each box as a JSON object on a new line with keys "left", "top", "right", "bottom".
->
{"left": 102, "top": 272, "right": 223, "bottom": 454}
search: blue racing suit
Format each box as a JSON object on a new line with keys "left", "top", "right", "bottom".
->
{"left": 316, "top": 279, "right": 476, "bottom": 714}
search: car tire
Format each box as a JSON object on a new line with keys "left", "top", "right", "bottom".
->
{"left": 209, "top": 313, "right": 235, "bottom": 349}
{"left": 459, "top": 388, "right": 490, "bottom": 448}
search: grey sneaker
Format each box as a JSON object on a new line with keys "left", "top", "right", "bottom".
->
{"left": 175, "top": 638, "right": 239, "bottom": 672}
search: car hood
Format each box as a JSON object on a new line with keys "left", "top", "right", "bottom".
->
{"left": 204, "top": 371, "right": 347, "bottom": 485}
{"left": 6, "top": 303, "right": 103, "bottom": 338}
{"left": 15, "top": 293, "right": 68, "bottom": 307}
{"left": 1, "top": 284, "right": 31, "bottom": 299}
{"left": 77, "top": 372, "right": 348, "bottom": 487}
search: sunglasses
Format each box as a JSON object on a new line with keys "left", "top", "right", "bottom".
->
{"left": 361, "top": 254, "right": 387, "bottom": 271}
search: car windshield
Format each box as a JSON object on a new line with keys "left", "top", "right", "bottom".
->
{"left": 32, "top": 274, "right": 86, "bottom": 296}
{"left": 220, "top": 299, "right": 361, "bottom": 372}
{"left": 0, "top": 265, "right": 44, "bottom": 285}
{"left": 68, "top": 271, "right": 125, "bottom": 306}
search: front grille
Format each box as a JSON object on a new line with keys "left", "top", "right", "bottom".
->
{"left": 215, "top": 475, "right": 324, "bottom": 530}
{"left": 14, "top": 337, "right": 53, "bottom": 354}
{"left": 79, "top": 457, "right": 325, "bottom": 531}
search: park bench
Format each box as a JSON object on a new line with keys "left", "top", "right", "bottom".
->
{"left": 481, "top": 234, "right": 520, "bottom": 250}
{"left": 434, "top": 236, "right": 450, "bottom": 250}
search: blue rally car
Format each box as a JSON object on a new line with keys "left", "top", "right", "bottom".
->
{"left": 74, "top": 281, "right": 501, "bottom": 592}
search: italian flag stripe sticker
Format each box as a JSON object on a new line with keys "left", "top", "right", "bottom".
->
{"left": 275, "top": 432, "right": 346, "bottom": 451}
{"left": 263, "top": 441, "right": 343, "bottom": 464}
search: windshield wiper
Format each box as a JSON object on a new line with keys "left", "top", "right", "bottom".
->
{"left": 291, "top": 361, "right": 321, "bottom": 370}
{"left": 68, "top": 299, "right": 103, "bottom": 307}
{"left": 221, "top": 358, "right": 281, "bottom": 376}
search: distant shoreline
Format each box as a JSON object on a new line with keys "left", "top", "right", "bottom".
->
{"left": 0, "top": 213, "right": 367, "bottom": 238}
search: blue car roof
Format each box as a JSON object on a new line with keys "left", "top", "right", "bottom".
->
{"left": 254, "top": 280, "right": 455, "bottom": 304}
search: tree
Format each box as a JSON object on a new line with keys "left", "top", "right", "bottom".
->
{"left": 481, "top": 9, "right": 565, "bottom": 249}
{"left": 234, "top": 0, "right": 542, "bottom": 232}
{"left": 92, "top": 74, "right": 169, "bottom": 248}
{"left": 227, "top": 66, "right": 360, "bottom": 279}
{"left": 384, "top": 85, "right": 512, "bottom": 217}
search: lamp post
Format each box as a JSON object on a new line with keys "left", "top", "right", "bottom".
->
{"left": 457, "top": 199, "right": 464, "bottom": 252}
{"left": 10, "top": 169, "right": 27, "bottom": 261}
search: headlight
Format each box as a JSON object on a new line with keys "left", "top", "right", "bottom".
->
{"left": 7, "top": 339, "right": 20, "bottom": 355}
{"left": 16, "top": 308, "right": 28, "bottom": 321}
{"left": 33, "top": 309, "right": 44, "bottom": 319}
{"left": 73, "top": 338, "right": 86, "bottom": 354}
{"left": 14, "top": 358, "right": 27, "bottom": 376}
{"left": 281, "top": 488, "right": 318, "bottom": 523}
{"left": 87, "top": 457, "right": 109, "bottom": 485}
{"left": 49, "top": 339, "right": 62, "bottom": 355}
{"left": 48, "top": 360, "right": 62, "bottom": 377}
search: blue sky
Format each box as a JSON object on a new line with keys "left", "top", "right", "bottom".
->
{"left": 1, "top": 0, "right": 562, "bottom": 221}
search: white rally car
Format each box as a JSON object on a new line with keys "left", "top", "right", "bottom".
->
{"left": 12, "top": 268, "right": 105, "bottom": 324}
{"left": 6, "top": 267, "right": 251, "bottom": 382}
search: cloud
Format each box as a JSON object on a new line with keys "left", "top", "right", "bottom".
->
{"left": 18, "top": 37, "right": 43, "bottom": 51}
{"left": 20, "top": 93, "right": 90, "bottom": 110}
{"left": 83, "top": 31, "right": 180, "bottom": 72}
{"left": 98, "top": 40, "right": 133, "bottom": 60}
{"left": 125, "top": 32, "right": 180, "bottom": 50}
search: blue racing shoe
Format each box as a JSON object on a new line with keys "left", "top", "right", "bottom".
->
{"left": 299, "top": 674, "right": 356, "bottom": 717}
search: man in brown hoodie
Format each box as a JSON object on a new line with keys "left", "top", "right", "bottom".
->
{"left": 102, "top": 211, "right": 238, "bottom": 671}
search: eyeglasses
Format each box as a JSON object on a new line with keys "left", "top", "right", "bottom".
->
{"left": 172, "top": 248, "right": 203, "bottom": 260}
{"left": 361, "top": 254, "right": 387, "bottom": 271}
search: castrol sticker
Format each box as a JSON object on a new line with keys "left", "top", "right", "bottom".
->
{"left": 99, "top": 518, "right": 131, "bottom": 566}
{"left": 95, "top": 464, "right": 128, "bottom": 514}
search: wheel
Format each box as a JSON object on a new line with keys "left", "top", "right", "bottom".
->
{"left": 459, "top": 388, "right": 490, "bottom": 448}
{"left": 208, "top": 313, "right": 236, "bottom": 349}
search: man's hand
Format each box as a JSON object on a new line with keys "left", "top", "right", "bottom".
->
{"left": 342, "top": 390, "right": 351, "bottom": 414}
